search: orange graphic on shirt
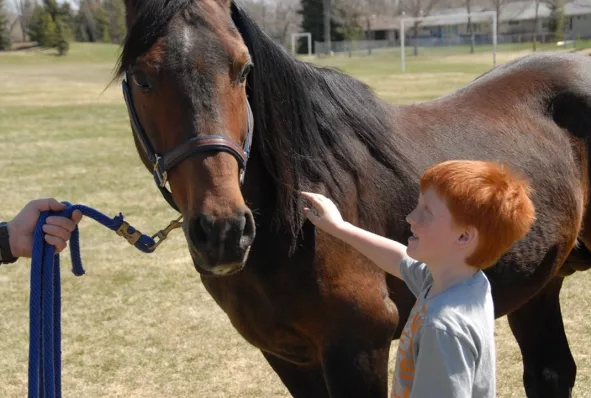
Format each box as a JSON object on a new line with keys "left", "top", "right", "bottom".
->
{"left": 391, "top": 302, "right": 427, "bottom": 398}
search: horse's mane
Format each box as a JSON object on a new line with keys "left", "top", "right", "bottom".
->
{"left": 115, "top": 0, "right": 416, "bottom": 244}
{"left": 230, "top": 3, "right": 416, "bottom": 240}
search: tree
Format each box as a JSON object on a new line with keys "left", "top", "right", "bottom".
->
{"left": 546, "top": 0, "right": 566, "bottom": 42}
{"left": 74, "top": 2, "right": 98, "bottom": 42}
{"left": 299, "top": 0, "right": 344, "bottom": 54}
{"left": 0, "top": 0, "right": 11, "bottom": 50}
{"left": 323, "top": 0, "right": 331, "bottom": 54}
{"left": 399, "top": 0, "right": 443, "bottom": 56}
{"left": 94, "top": 5, "right": 110, "bottom": 42}
{"left": 532, "top": 0, "right": 540, "bottom": 50}
{"left": 55, "top": 16, "right": 69, "bottom": 55}
{"left": 27, "top": 1, "right": 70, "bottom": 54}
{"left": 104, "top": 0, "right": 126, "bottom": 43}
{"left": 28, "top": 4, "right": 56, "bottom": 47}
{"left": 488, "top": 0, "right": 508, "bottom": 37}
{"left": 466, "top": 0, "right": 475, "bottom": 53}
{"left": 15, "top": 0, "right": 35, "bottom": 42}
{"left": 333, "top": 0, "right": 364, "bottom": 45}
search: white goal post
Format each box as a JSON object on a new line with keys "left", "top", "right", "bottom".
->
{"left": 399, "top": 11, "right": 497, "bottom": 72}
{"left": 291, "top": 32, "right": 312, "bottom": 57}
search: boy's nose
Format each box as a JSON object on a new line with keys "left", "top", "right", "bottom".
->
{"left": 406, "top": 213, "right": 414, "bottom": 224}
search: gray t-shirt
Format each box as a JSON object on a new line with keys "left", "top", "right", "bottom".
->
{"left": 390, "top": 256, "right": 495, "bottom": 398}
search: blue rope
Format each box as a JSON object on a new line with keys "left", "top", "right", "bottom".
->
{"left": 28, "top": 203, "right": 163, "bottom": 398}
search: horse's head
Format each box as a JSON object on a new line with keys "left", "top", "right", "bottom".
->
{"left": 118, "top": 0, "right": 255, "bottom": 276}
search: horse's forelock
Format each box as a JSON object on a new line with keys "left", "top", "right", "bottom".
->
{"left": 116, "top": 0, "right": 194, "bottom": 78}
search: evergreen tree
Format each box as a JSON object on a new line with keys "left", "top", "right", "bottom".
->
{"left": 29, "top": 6, "right": 57, "bottom": 47}
{"left": 94, "top": 6, "right": 110, "bottom": 42}
{"left": 0, "top": 0, "right": 11, "bottom": 51}
{"left": 55, "top": 17, "right": 69, "bottom": 56}
{"left": 28, "top": 1, "right": 69, "bottom": 54}
{"left": 104, "top": 0, "right": 126, "bottom": 43}
{"left": 74, "top": 4, "right": 97, "bottom": 42}
{"left": 299, "top": 0, "right": 343, "bottom": 54}
{"left": 548, "top": 0, "right": 565, "bottom": 43}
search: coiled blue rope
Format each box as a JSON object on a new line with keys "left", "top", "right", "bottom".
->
{"left": 28, "top": 203, "right": 181, "bottom": 398}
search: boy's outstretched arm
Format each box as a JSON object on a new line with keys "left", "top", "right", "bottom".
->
{"left": 300, "top": 191, "right": 407, "bottom": 279}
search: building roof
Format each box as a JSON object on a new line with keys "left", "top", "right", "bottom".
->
{"left": 501, "top": 0, "right": 591, "bottom": 21}
{"left": 365, "top": 0, "right": 591, "bottom": 30}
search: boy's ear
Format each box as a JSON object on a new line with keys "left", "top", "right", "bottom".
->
{"left": 457, "top": 227, "right": 478, "bottom": 247}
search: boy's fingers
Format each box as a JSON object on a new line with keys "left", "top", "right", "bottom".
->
{"left": 300, "top": 192, "right": 324, "bottom": 209}
{"left": 303, "top": 208, "right": 319, "bottom": 222}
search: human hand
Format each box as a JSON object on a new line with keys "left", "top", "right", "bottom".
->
{"left": 300, "top": 192, "right": 346, "bottom": 235}
{"left": 7, "top": 198, "right": 83, "bottom": 258}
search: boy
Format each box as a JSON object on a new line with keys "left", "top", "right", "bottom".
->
{"left": 300, "top": 160, "right": 535, "bottom": 398}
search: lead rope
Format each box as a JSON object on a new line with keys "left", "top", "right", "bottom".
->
{"left": 28, "top": 203, "right": 181, "bottom": 398}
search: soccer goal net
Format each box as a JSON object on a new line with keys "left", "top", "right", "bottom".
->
{"left": 291, "top": 32, "right": 313, "bottom": 57}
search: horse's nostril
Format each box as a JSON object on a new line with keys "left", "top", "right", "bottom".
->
{"left": 189, "top": 210, "right": 255, "bottom": 266}
{"left": 190, "top": 215, "right": 213, "bottom": 246}
{"left": 242, "top": 211, "right": 255, "bottom": 247}
{"left": 199, "top": 215, "right": 214, "bottom": 237}
{"left": 190, "top": 213, "right": 252, "bottom": 246}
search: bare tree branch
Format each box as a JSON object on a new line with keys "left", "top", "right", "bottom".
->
{"left": 239, "top": 0, "right": 302, "bottom": 46}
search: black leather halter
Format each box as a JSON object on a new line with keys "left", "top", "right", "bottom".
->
{"left": 121, "top": 72, "right": 254, "bottom": 212}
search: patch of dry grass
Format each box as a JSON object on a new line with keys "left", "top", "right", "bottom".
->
{"left": 1, "top": 42, "right": 590, "bottom": 398}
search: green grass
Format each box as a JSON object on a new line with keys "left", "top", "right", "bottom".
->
{"left": 0, "top": 42, "right": 123, "bottom": 65}
{"left": 1, "top": 42, "right": 590, "bottom": 397}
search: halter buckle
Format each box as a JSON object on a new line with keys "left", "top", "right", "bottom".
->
{"left": 116, "top": 221, "right": 142, "bottom": 245}
{"left": 149, "top": 215, "right": 183, "bottom": 251}
{"left": 153, "top": 155, "right": 168, "bottom": 187}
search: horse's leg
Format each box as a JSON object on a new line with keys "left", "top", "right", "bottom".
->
{"left": 262, "top": 352, "right": 330, "bottom": 398}
{"left": 320, "top": 338, "right": 392, "bottom": 398}
{"left": 507, "top": 276, "right": 575, "bottom": 398}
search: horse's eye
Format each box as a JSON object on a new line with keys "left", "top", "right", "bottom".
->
{"left": 131, "top": 70, "right": 152, "bottom": 91}
{"left": 239, "top": 63, "right": 253, "bottom": 84}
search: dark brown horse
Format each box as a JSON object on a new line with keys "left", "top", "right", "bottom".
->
{"left": 115, "top": 1, "right": 591, "bottom": 396}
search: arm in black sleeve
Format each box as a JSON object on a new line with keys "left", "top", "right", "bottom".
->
{"left": 0, "top": 222, "right": 18, "bottom": 264}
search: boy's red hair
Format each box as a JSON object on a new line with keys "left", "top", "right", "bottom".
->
{"left": 420, "top": 160, "right": 536, "bottom": 269}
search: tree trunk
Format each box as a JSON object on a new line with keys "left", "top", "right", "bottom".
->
{"left": 323, "top": 0, "right": 331, "bottom": 55}
{"left": 366, "top": 17, "right": 372, "bottom": 55}
{"left": 467, "top": 0, "right": 474, "bottom": 53}
{"left": 413, "top": 21, "right": 419, "bottom": 56}
{"left": 533, "top": 0, "right": 539, "bottom": 51}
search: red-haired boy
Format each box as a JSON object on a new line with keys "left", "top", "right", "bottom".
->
{"left": 300, "top": 160, "right": 535, "bottom": 397}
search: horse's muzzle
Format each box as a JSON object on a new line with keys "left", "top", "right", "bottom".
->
{"left": 186, "top": 209, "right": 255, "bottom": 275}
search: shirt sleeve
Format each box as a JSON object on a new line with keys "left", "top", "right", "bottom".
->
{"left": 410, "top": 326, "right": 477, "bottom": 398}
{"left": 399, "top": 256, "right": 430, "bottom": 297}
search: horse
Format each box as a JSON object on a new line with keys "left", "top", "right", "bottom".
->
{"left": 114, "top": 1, "right": 591, "bottom": 397}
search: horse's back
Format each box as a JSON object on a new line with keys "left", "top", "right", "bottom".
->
{"left": 390, "top": 52, "right": 591, "bottom": 315}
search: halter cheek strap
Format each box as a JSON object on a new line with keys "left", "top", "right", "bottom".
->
{"left": 121, "top": 72, "right": 254, "bottom": 211}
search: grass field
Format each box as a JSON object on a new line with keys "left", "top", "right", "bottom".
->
{"left": 1, "top": 42, "right": 591, "bottom": 398}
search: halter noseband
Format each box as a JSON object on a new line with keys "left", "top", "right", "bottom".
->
{"left": 121, "top": 72, "right": 254, "bottom": 212}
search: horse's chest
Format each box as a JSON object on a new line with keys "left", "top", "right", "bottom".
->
{"left": 201, "top": 275, "right": 318, "bottom": 365}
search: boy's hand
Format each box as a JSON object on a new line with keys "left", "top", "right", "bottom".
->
{"left": 300, "top": 192, "right": 345, "bottom": 235}
{"left": 301, "top": 191, "right": 406, "bottom": 279}
{"left": 8, "top": 198, "right": 83, "bottom": 258}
